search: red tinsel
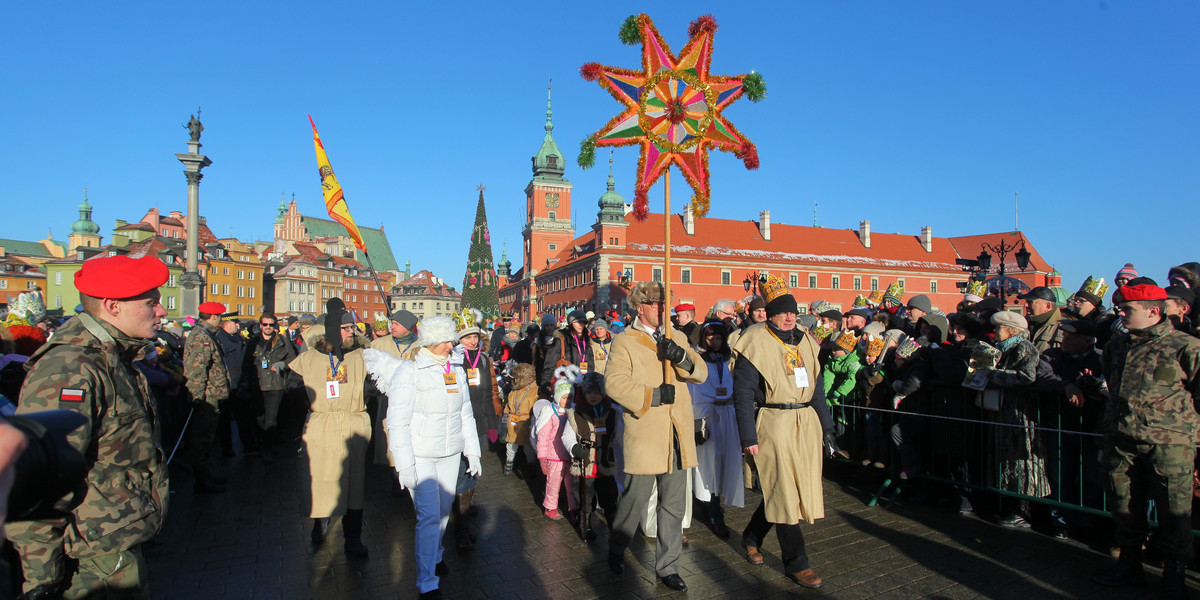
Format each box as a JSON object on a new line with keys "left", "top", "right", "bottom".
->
{"left": 736, "top": 142, "right": 760, "bottom": 170}
{"left": 580, "top": 62, "right": 604, "bottom": 82}
{"left": 688, "top": 14, "right": 717, "bottom": 38}
{"left": 633, "top": 188, "right": 649, "bottom": 221}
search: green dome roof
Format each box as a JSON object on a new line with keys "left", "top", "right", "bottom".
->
{"left": 71, "top": 196, "right": 100, "bottom": 235}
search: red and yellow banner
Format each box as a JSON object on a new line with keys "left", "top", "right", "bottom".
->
{"left": 308, "top": 115, "right": 366, "bottom": 252}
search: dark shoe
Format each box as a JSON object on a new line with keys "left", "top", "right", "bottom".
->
{"left": 202, "top": 469, "right": 229, "bottom": 484}
{"left": 1092, "top": 559, "right": 1145, "bottom": 587}
{"left": 1162, "top": 561, "right": 1187, "bottom": 600}
{"left": 344, "top": 538, "right": 369, "bottom": 558}
{"left": 660, "top": 574, "right": 687, "bottom": 592}
{"left": 434, "top": 561, "right": 448, "bottom": 576}
{"left": 194, "top": 477, "right": 226, "bottom": 494}
{"left": 997, "top": 513, "right": 1031, "bottom": 529}
{"left": 746, "top": 545, "right": 765, "bottom": 565}
{"left": 790, "top": 569, "right": 823, "bottom": 589}
{"left": 311, "top": 518, "right": 330, "bottom": 544}
{"left": 418, "top": 589, "right": 443, "bottom": 599}
{"left": 607, "top": 552, "right": 624, "bottom": 574}
{"left": 712, "top": 520, "right": 731, "bottom": 539}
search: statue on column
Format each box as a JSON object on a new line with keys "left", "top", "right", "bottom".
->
{"left": 185, "top": 113, "right": 204, "bottom": 142}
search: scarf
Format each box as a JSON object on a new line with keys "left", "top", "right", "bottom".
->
{"left": 420, "top": 346, "right": 449, "bottom": 366}
{"left": 766, "top": 321, "right": 804, "bottom": 345}
{"left": 995, "top": 334, "right": 1024, "bottom": 353}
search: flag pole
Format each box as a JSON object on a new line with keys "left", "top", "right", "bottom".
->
{"left": 663, "top": 169, "right": 674, "bottom": 385}
{"left": 361, "top": 250, "right": 392, "bottom": 315}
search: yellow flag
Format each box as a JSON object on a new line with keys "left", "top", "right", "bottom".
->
{"left": 309, "top": 115, "right": 366, "bottom": 252}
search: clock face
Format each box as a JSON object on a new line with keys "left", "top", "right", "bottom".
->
{"left": 545, "top": 192, "right": 560, "bottom": 208}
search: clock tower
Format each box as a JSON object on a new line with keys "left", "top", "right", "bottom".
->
{"left": 522, "top": 84, "right": 575, "bottom": 275}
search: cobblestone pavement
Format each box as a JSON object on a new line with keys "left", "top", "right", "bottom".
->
{"left": 146, "top": 435, "right": 1199, "bottom": 599}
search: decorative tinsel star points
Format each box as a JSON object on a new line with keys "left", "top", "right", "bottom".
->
{"left": 578, "top": 13, "right": 766, "bottom": 220}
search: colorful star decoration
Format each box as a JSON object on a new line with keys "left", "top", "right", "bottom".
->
{"left": 579, "top": 14, "right": 766, "bottom": 220}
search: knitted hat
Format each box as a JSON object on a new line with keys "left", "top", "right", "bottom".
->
{"left": 553, "top": 364, "right": 583, "bottom": 401}
{"left": 388, "top": 310, "right": 418, "bottom": 331}
{"left": 580, "top": 371, "right": 605, "bottom": 396}
{"left": 1115, "top": 263, "right": 1139, "bottom": 283}
{"left": 541, "top": 313, "right": 558, "bottom": 328}
{"left": 906, "top": 294, "right": 932, "bottom": 314}
{"left": 417, "top": 315, "right": 458, "bottom": 347}
{"left": 567, "top": 310, "right": 588, "bottom": 325}
{"left": 797, "top": 313, "right": 818, "bottom": 332}
{"left": 748, "top": 296, "right": 767, "bottom": 313}
{"left": 591, "top": 319, "right": 609, "bottom": 331}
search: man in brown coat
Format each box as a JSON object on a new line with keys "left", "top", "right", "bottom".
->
{"left": 604, "top": 281, "right": 706, "bottom": 592}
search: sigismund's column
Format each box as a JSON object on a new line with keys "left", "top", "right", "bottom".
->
{"left": 175, "top": 112, "right": 213, "bottom": 316}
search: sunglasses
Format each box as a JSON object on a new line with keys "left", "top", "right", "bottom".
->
{"left": 260, "top": 323, "right": 275, "bottom": 328}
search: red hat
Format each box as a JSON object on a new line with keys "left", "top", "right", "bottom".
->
{"left": 1115, "top": 284, "right": 1167, "bottom": 302}
{"left": 75, "top": 255, "right": 169, "bottom": 299}
{"left": 674, "top": 303, "right": 696, "bottom": 312}
{"left": 199, "top": 302, "right": 227, "bottom": 315}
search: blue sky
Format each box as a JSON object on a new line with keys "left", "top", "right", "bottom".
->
{"left": 4, "top": 2, "right": 1197, "bottom": 295}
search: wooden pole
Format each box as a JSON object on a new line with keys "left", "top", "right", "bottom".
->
{"left": 663, "top": 169, "right": 674, "bottom": 384}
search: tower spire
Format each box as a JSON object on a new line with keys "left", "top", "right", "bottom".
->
{"left": 545, "top": 78, "right": 553, "bottom": 134}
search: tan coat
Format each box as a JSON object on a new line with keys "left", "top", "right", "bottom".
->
{"left": 732, "top": 323, "right": 824, "bottom": 525}
{"left": 503, "top": 384, "right": 539, "bottom": 445}
{"left": 290, "top": 346, "right": 372, "bottom": 518}
{"left": 605, "top": 318, "right": 707, "bottom": 475}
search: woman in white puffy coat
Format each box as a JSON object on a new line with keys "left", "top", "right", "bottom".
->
{"left": 364, "top": 315, "right": 480, "bottom": 600}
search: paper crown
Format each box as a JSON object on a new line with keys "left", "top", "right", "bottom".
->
{"left": 883, "top": 282, "right": 905, "bottom": 304}
{"left": 896, "top": 338, "right": 921, "bottom": 359}
{"left": 809, "top": 300, "right": 833, "bottom": 315}
{"left": 3, "top": 292, "right": 46, "bottom": 327}
{"left": 452, "top": 308, "right": 483, "bottom": 332}
{"left": 867, "top": 289, "right": 885, "bottom": 305}
{"left": 760, "top": 275, "right": 790, "bottom": 304}
{"left": 833, "top": 330, "right": 859, "bottom": 353}
{"left": 373, "top": 315, "right": 390, "bottom": 330}
{"left": 810, "top": 324, "right": 834, "bottom": 343}
{"left": 965, "top": 280, "right": 988, "bottom": 300}
{"left": 865, "top": 334, "right": 886, "bottom": 359}
{"left": 852, "top": 295, "right": 870, "bottom": 308}
{"left": 1079, "top": 276, "right": 1109, "bottom": 300}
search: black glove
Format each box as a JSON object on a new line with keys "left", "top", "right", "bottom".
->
{"left": 571, "top": 443, "right": 587, "bottom": 460}
{"left": 823, "top": 431, "right": 849, "bottom": 459}
{"left": 658, "top": 337, "right": 687, "bottom": 365}
{"left": 651, "top": 383, "right": 676, "bottom": 406}
{"left": 19, "top": 580, "right": 70, "bottom": 600}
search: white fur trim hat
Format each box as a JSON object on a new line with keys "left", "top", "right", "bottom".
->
{"left": 417, "top": 315, "right": 458, "bottom": 347}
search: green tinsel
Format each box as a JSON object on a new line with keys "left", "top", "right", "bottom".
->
{"left": 743, "top": 72, "right": 767, "bottom": 102}
{"left": 618, "top": 15, "right": 640, "bottom": 46}
{"left": 578, "top": 137, "right": 597, "bottom": 169}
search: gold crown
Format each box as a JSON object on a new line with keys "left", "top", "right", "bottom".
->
{"left": 867, "top": 289, "right": 885, "bottom": 305}
{"left": 760, "top": 274, "right": 790, "bottom": 304}
{"left": 896, "top": 338, "right": 921, "bottom": 359}
{"left": 884, "top": 282, "right": 905, "bottom": 304}
{"left": 452, "top": 308, "right": 481, "bottom": 332}
{"left": 1080, "top": 276, "right": 1108, "bottom": 299}
{"left": 866, "top": 334, "right": 886, "bottom": 359}
{"left": 834, "top": 330, "right": 860, "bottom": 353}
{"left": 965, "top": 280, "right": 988, "bottom": 299}
{"left": 810, "top": 324, "right": 833, "bottom": 342}
{"left": 852, "top": 295, "right": 870, "bottom": 308}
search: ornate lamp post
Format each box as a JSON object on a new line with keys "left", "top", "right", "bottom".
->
{"left": 742, "top": 271, "right": 767, "bottom": 295}
{"left": 977, "top": 239, "right": 1031, "bottom": 303}
{"left": 175, "top": 111, "right": 212, "bottom": 316}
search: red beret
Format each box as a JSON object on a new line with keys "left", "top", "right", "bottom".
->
{"left": 674, "top": 303, "right": 696, "bottom": 312}
{"left": 75, "top": 255, "right": 169, "bottom": 299}
{"left": 199, "top": 302, "right": 226, "bottom": 315}
{"left": 1116, "top": 284, "right": 1167, "bottom": 302}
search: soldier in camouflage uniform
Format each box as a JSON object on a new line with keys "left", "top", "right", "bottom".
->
{"left": 4, "top": 254, "right": 170, "bottom": 599}
{"left": 1094, "top": 280, "right": 1200, "bottom": 600}
{"left": 181, "top": 301, "right": 230, "bottom": 493}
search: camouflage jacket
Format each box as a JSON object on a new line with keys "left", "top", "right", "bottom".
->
{"left": 1102, "top": 317, "right": 1200, "bottom": 444}
{"left": 184, "top": 321, "right": 229, "bottom": 405}
{"left": 4, "top": 314, "right": 169, "bottom": 586}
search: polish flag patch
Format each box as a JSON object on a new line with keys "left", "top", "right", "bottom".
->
{"left": 60, "top": 388, "right": 85, "bottom": 403}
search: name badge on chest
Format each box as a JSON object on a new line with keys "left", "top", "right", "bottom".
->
{"left": 467, "top": 368, "right": 480, "bottom": 386}
{"left": 261, "top": 359, "right": 269, "bottom": 370}
{"left": 326, "top": 380, "right": 341, "bottom": 398}
{"left": 579, "top": 361, "right": 589, "bottom": 374}
{"left": 444, "top": 372, "right": 458, "bottom": 394}
{"left": 715, "top": 386, "right": 729, "bottom": 397}
{"left": 794, "top": 367, "right": 810, "bottom": 388}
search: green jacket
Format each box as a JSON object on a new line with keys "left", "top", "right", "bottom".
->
{"left": 5, "top": 314, "right": 169, "bottom": 586}
{"left": 822, "top": 351, "right": 862, "bottom": 401}
{"left": 184, "top": 321, "right": 229, "bottom": 405}
{"left": 1102, "top": 317, "right": 1200, "bottom": 444}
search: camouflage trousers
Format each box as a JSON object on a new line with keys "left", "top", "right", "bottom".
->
{"left": 178, "top": 400, "right": 220, "bottom": 472}
{"left": 1102, "top": 438, "right": 1195, "bottom": 561}
{"left": 19, "top": 546, "right": 148, "bottom": 600}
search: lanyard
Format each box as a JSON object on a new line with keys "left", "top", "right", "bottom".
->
{"left": 394, "top": 337, "right": 414, "bottom": 354}
{"left": 328, "top": 353, "right": 343, "bottom": 375}
{"left": 714, "top": 360, "right": 725, "bottom": 385}
{"left": 769, "top": 329, "right": 805, "bottom": 370}
{"left": 551, "top": 401, "right": 567, "bottom": 423}
{"left": 444, "top": 360, "right": 453, "bottom": 375}
{"left": 573, "top": 334, "right": 586, "bottom": 362}
{"left": 466, "top": 348, "right": 481, "bottom": 369}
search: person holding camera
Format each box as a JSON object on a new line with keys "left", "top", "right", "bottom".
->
{"left": 603, "top": 281, "right": 706, "bottom": 593}
{"left": 4, "top": 254, "right": 171, "bottom": 599}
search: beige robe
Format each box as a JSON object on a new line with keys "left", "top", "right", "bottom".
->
{"left": 732, "top": 323, "right": 824, "bottom": 525}
{"left": 290, "top": 347, "right": 372, "bottom": 518}
{"left": 605, "top": 318, "right": 706, "bottom": 475}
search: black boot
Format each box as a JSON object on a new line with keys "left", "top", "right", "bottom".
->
{"left": 1093, "top": 547, "right": 1145, "bottom": 587}
{"left": 261, "top": 427, "right": 276, "bottom": 465}
{"left": 706, "top": 498, "right": 730, "bottom": 538}
{"left": 581, "top": 511, "right": 596, "bottom": 541}
{"left": 1161, "top": 560, "right": 1187, "bottom": 600}
{"left": 454, "top": 493, "right": 475, "bottom": 552}
{"left": 343, "top": 509, "right": 368, "bottom": 557}
{"left": 311, "top": 517, "right": 330, "bottom": 544}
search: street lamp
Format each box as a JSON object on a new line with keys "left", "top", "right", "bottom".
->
{"left": 977, "top": 238, "right": 1031, "bottom": 303}
{"left": 743, "top": 271, "right": 767, "bottom": 294}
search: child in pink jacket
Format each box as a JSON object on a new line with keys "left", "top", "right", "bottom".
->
{"left": 531, "top": 365, "right": 581, "bottom": 520}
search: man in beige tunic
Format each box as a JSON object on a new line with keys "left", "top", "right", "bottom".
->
{"left": 605, "top": 282, "right": 706, "bottom": 592}
{"left": 731, "top": 277, "right": 838, "bottom": 589}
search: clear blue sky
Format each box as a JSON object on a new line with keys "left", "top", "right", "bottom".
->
{"left": 5, "top": 2, "right": 1197, "bottom": 296}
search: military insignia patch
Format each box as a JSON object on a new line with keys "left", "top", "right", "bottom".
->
{"left": 60, "top": 388, "right": 85, "bottom": 402}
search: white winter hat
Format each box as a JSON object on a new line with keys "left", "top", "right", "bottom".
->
{"left": 417, "top": 315, "right": 458, "bottom": 347}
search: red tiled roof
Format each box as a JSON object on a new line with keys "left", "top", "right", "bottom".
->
{"left": 394, "top": 269, "right": 461, "bottom": 298}
{"left": 947, "top": 231, "right": 1051, "bottom": 275}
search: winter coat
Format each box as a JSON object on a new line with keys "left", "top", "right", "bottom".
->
{"left": 541, "top": 328, "right": 595, "bottom": 385}
{"left": 822, "top": 351, "right": 861, "bottom": 401}
{"left": 562, "top": 403, "right": 618, "bottom": 477}
{"left": 183, "top": 321, "right": 229, "bottom": 406}
{"left": 1028, "top": 308, "right": 1065, "bottom": 355}
{"left": 1102, "top": 317, "right": 1200, "bottom": 445}
{"left": 604, "top": 317, "right": 706, "bottom": 475}
{"left": 502, "top": 364, "right": 539, "bottom": 445}
{"left": 244, "top": 332, "right": 298, "bottom": 392}
{"left": 457, "top": 346, "right": 501, "bottom": 437}
{"left": 590, "top": 333, "right": 613, "bottom": 375}
{"left": 985, "top": 335, "right": 1050, "bottom": 497}
{"left": 5, "top": 314, "right": 168, "bottom": 577}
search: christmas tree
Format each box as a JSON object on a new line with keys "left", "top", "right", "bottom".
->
{"left": 460, "top": 185, "right": 500, "bottom": 320}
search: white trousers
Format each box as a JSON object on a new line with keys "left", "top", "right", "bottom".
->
{"left": 409, "top": 454, "right": 461, "bottom": 594}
